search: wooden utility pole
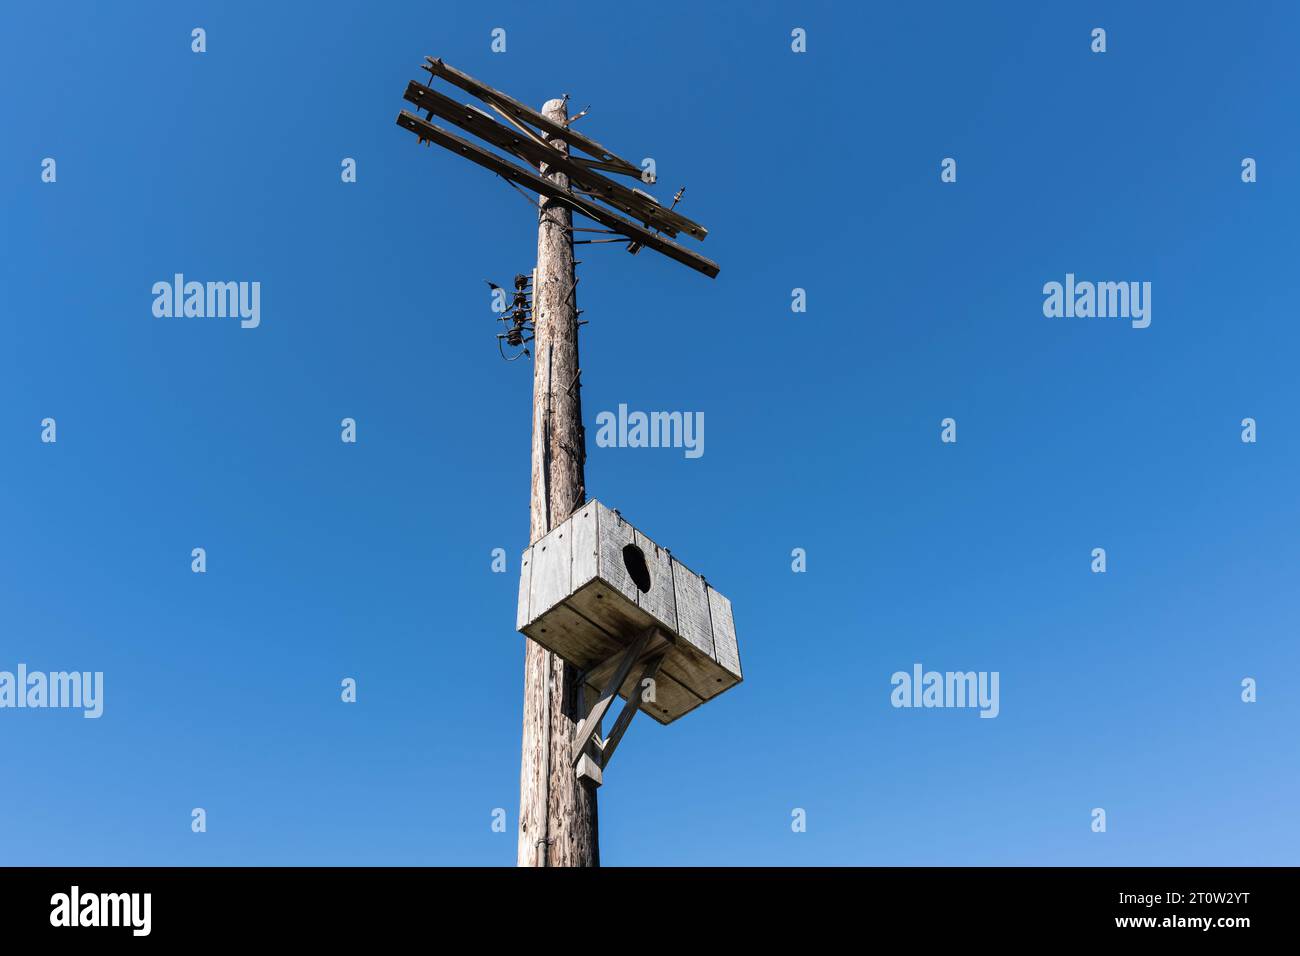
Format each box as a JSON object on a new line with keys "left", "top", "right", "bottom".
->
{"left": 517, "top": 98, "right": 599, "bottom": 867}
{"left": 395, "top": 58, "right": 718, "bottom": 868}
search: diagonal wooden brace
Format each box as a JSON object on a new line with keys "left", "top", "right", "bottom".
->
{"left": 598, "top": 652, "right": 665, "bottom": 771}
{"left": 571, "top": 626, "right": 655, "bottom": 768}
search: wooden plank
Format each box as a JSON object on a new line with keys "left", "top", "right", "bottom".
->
{"left": 516, "top": 546, "right": 533, "bottom": 631}
{"left": 395, "top": 111, "right": 720, "bottom": 278}
{"left": 634, "top": 530, "right": 677, "bottom": 634}
{"left": 569, "top": 502, "right": 599, "bottom": 591}
{"left": 708, "top": 586, "right": 742, "bottom": 678}
{"left": 594, "top": 503, "right": 639, "bottom": 606}
{"left": 670, "top": 558, "right": 715, "bottom": 660}
{"left": 566, "top": 578, "right": 656, "bottom": 649}
{"left": 403, "top": 82, "right": 708, "bottom": 240}
{"left": 482, "top": 99, "right": 552, "bottom": 152}
{"left": 581, "top": 628, "right": 671, "bottom": 691}
{"left": 645, "top": 671, "right": 703, "bottom": 724}
{"left": 572, "top": 156, "right": 652, "bottom": 182}
{"left": 527, "top": 516, "right": 572, "bottom": 618}
{"left": 523, "top": 601, "right": 620, "bottom": 672}
{"left": 422, "top": 57, "right": 643, "bottom": 179}
{"left": 661, "top": 645, "right": 730, "bottom": 702}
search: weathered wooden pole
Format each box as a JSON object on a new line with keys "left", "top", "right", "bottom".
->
{"left": 517, "top": 97, "right": 599, "bottom": 867}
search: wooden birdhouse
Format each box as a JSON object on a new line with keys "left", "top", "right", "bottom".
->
{"left": 517, "top": 500, "right": 742, "bottom": 728}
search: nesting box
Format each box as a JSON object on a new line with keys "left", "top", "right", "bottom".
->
{"left": 517, "top": 500, "right": 742, "bottom": 724}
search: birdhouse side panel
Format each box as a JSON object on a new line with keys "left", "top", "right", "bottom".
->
{"left": 671, "top": 559, "right": 715, "bottom": 661}
{"left": 634, "top": 530, "right": 677, "bottom": 634}
{"left": 708, "top": 587, "right": 742, "bottom": 679}
{"left": 516, "top": 547, "right": 533, "bottom": 630}
{"left": 528, "top": 517, "right": 572, "bottom": 620}
{"left": 594, "top": 503, "right": 639, "bottom": 606}
{"left": 570, "top": 502, "right": 599, "bottom": 592}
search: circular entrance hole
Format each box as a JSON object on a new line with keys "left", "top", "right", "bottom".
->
{"left": 622, "top": 544, "right": 652, "bottom": 594}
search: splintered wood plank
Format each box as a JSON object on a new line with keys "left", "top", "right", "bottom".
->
{"left": 594, "top": 503, "right": 639, "bottom": 605}
{"left": 523, "top": 601, "right": 620, "bottom": 672}
{"left": 394, "top": 112, "right": 720, "bottom": 278}
{"left": 516, "top": 546, "right": 533, "bottom": 631}
{"left": 708, "top": 586, "right": 742, "bottom": 679}
{"left": 422, "top": 57, "right": 643, "bottom": 179}
{"left": 570, "top": 502, "right": 599, "bottom": 591}
{"left": 527, "top": 517, "right": 572, "bottom": 619}
{"left": 402, "top": 82, "right": 707, "bottom": 240}
{"left": 634, "top": 530, "right": 677, "bottom": 634}
{"left": 670, "top": 558, "right": 715, "bottom": 660}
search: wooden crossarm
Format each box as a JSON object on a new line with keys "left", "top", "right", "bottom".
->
{"left": 403, "top": 81, "right": 708, "bottom": 241}
{"left": 395, "top": 111, "right": 719, "bottom": 278}
{"left": 422, "top": 57, "right": 644, "bottom": 180}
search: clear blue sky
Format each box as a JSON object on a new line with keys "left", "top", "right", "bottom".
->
{"left": 2, "top": 1, "right": 1297, "bottom": 866}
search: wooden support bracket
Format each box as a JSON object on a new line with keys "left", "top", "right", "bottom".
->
{"left": 599, "top": 653, "right": 664, "bottom": 769}
{"left": 571, "top": 628, "right": 664, "bottom": 783}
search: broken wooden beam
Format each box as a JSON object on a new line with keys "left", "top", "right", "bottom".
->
{"left": 395, "top": 111, "right": 720, "bottom": 278}
{"left": 403, "top": 81, "right": 708, "bottom": 241}
{"left": 422, "top": 57, "right": 644, "bottom": 180}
